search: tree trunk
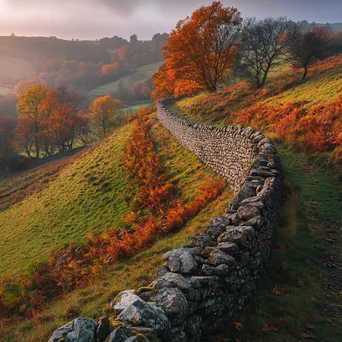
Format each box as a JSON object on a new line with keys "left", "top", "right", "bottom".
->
{"left": 260, "top": 65, "right": 271, "bottom": 88}
{"left": 302, "top": 66, "right": 308, "bottom": 80}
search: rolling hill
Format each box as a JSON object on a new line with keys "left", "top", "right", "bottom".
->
{"left": 0, "top": 113, "right": 230, "bottom": 278}
{"left": 88, "top": 61, "right": 163, "bottom": 99}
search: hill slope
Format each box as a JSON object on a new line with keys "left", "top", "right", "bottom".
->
{"left": 0, "top": 113, "right": 231, "bottom": 277}
{"left": 88, "top": 61, "right": 163, "bottom": 99}
{"left": 169, "top": 59, "right": 342, "bottom": 341}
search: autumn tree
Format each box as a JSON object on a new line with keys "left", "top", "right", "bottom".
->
{"left": 289, "top": 27, "right": 329, "bottom": 80}
{"left": 45, "top": 86, "right": 89, "bottom": 153}
{"left": 89, "top": 96, "right": 122, "bottom": 138}
{"left": 241, "top": 17, "right": 293, "bottom": 88}
{"left": 153, "top": 1, "right": 242, "bottom": 99}
{"left": 16, "top": 84, "right": 50, "bottom": 158}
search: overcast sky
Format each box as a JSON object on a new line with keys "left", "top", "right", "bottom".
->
{"left": 0, "top": 0, "right": 341, "bottom": 40}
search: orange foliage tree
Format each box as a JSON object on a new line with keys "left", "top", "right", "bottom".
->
{"left": 16, "top": 85, "right": 90, "bottom": 158}
{"left": 16, "top": 84, "right": 50, "bottom": 158}
{"left": 153, "top": 1, "right": 241, "bottom": 100}
{"left": 89, "top": 96, "right": 122, "bottom": 138}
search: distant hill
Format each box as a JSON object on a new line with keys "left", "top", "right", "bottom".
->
{"left": 0, "top": 33, "right": 168, "bottom": 116}
{"left": 330, "top": 22, "right": 342, "bottom": 32}
{"left": 297, "top": 21, "right": 342, "bottom": 32}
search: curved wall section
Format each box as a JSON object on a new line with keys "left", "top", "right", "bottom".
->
{"left": 48, "top": 101, "right": 284, "bottom": 342}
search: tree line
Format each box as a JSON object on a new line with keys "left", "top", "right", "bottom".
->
{"left": 0, "top": 85, "right": 125, "bottom": 172}
{"left": 153, "top": 1, "right": 342, "bottom": 100}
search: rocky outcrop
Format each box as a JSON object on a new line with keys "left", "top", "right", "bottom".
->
{"left": 48, "top": 100, "right": 283, "bottom": 342}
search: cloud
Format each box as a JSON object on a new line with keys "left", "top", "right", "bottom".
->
{"left": 1, "top": 0, "right": 342, "bottom": 40}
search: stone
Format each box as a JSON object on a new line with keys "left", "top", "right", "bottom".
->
{"left": 96, "top": 316, "right": 111, "bottom": 341}
{"left": 237, "top": 204, "right": 260, "bottom": 221}
{"left": 244, "top": 216, "right": 264, "bottom": 230}
{"left": 118, "top": 300, "right": 170, "bottom": 333}
{"left": 48, "top": 317, "right": 97, "bottom": 342}
{"left": 160, "top": 273, "right": 193, "bottom": 291}
{"left": 218, "top": 226, "right": 255, "bottom": 247}
{"left": 257, "top": 137, "right": 271, "bottom": 148}
{"left": 107, "top": 326, "right": 133, "bottom": 342}
{"left": 111, "top": 290, "right": 143, "bottom": 314}
{"left": 151, "top": 288, "right": 188, "bottom": 325}
{"left": 209, "top": 249, "right": 235, "bottom": 266}
{"left": 217, "top": 242, "right": 239, "bottom": 254}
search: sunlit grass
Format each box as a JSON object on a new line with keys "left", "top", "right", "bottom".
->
{"left": 0, "top": 114, "right": 233, "bottom": 342}
{"left": 0, "top": 124, "right": 133, "bottom": 277}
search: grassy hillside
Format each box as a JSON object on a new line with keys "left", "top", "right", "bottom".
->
{"left": 88, "top": 61, "right": 163, "bottom": 98}
{"left": 175, "top": 56, "right": 342, "bottom": 124}
{"left": 0, "top": 189, "right": 232, "bottom": 342}
{"left": 0, "top": 112, "right": 233, "bottom": 341}
{"left": 170, "top": 60, "right": 342, "bottom": 341}
{"left": 0, "top": 113, "right": 231, "bottom": 278}
{"left": 0, "top": 125, "right": 133, "bottom": 277}
{"left": 0, "top": 148, "right": 87, "bottom": 211}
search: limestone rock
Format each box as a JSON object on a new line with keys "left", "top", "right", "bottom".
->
{"left": 237, "top": 204, "right": 260, "bottom": 221}
{"left": 218, "top": 226, "right": 255, "bottom": 247}
{"left": 48, "top": 317, "right": 97, "bottom": 342}
{"left": 118, "top": 300, "right": 170, "bottom": 333}
{"left": 163, "top": 249, "right": 198, "bottom": 274}
{"left": 151, "top": 288, "right": 188, "bottom": 325}
{"left": 160, "top": 273, "right": 193, "bottom": 291}
{"left": 209, "top": 249, "right": 235, "bottom": 266}
{"left": 111, "top": 290, "right": 143, "bottom": 315}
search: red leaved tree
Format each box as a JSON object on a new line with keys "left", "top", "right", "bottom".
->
{"left": 153, "top": 1, "right": 242, "bottom": 100}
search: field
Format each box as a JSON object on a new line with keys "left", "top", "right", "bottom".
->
{"left": 88, "top": 61, "right": 163, "bottom": 98}
{"left": 0, "top": 148, "right": 87, "bottom": 211}
{"left": 0, "top": 125, "right": 133, "bottom": 277}
{"left": 0, "top": 114, "right": 230, "bottom": 277}
{"left": 124, "top": 101, "right": 153, "bottom": 112}
{"left": 0, "top": 111, "right": 233, "bottom": 341}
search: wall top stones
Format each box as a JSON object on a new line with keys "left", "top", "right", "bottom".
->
{"left": 48, "top": 101, "right": 284, "bottom": 342}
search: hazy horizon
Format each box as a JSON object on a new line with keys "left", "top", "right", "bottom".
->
{"left": 0, "top": 0, "right": 341, "bottom": 40}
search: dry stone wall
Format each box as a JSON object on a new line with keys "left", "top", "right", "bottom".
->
{"left": 48, "top": 101, "right": 284, "bottom": 342}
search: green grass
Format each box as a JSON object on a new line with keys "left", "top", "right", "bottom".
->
{"left": 0, "top": 187, "right": 232, "bottom": 342}
{"left": 0, "top": 124, "right": 134, "bottom": 277}
{"left": 175, "top": 56, "right": 342, "bottom": 125}
{"left": 170, "top": 61, "right": 342, "bottom": 340}
{"left": 225, "top": 144, "right": 342, "bottom": 341}
{"left": 124, "top": 102, "right": 153, "bottom": 113}
{"left": 0, "top": 112, "right": 232, "bottom": 276}
{"left": 0, "top": 115, "right": 233, "bottom": 342}
{"left": 88, "top": 61, "right": 163, "bottom": 98}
